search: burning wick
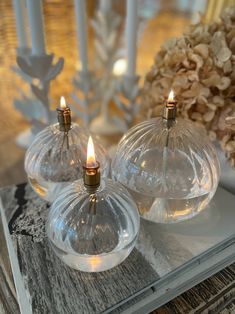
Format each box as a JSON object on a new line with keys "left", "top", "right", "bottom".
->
{"left": 60, "top": 96, "right": 67, "bottom": 109}
{"left": 167, "top": 90, "right": 175, "bottom": 105}
{"left": 163, "top": 89, "right": 177, "bottom": 121}
{"left": 86, "top": 136, "right": 97, "bottom": 168}
{"left": 83, "top": 136, "right": 100, "bottom": 190}
{"left": 57, "top": 96, "right": 71, "bottom": 132}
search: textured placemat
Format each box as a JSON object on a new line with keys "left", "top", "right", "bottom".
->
{"left": 15, "top": 236, "right": 157, "bottom": 314}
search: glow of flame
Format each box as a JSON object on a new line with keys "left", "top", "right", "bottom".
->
{"left": 60, "top": 96, "right": 67, "bottom": 109}
{"left": 86, "top": 136, "right": 97, "bottom": 168}
{"left": 113, "top": 58, "right": 127, "bottom": 76}
{"left": 167, "top": 90, "right": 175, "bottom": 103}
{"left": 90, "top": 256, "right": 102, "bottom": 271}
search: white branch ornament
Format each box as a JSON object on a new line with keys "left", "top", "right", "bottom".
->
{"left": 113, "top": 75, "right": 140, "bottom": 131}
{"left": 14, "top": 51, "right": 64, "bottom": 148}
{"left": 70, "top": 70, "right": 100, "bottom": 128}
{"left": 89, "top": 7, "right": 125, "bottom": 135}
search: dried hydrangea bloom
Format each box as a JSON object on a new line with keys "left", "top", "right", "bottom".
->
{"left": 142, "top": 6, "right": 235, "bottom": 166}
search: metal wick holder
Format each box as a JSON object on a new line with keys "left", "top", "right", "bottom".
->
{"left": 83, "top": 162, "right": 101, "bottom": 193}
{"left": 16, "top": 53, "right": 64, "bottom": 125}
{"left": 162, "top": 100, "right": 177, "bottom": 128}
{"left": 57, "top": 107, "right": 71, "bottom": 133}
{"left": 163, "top": 100, "right": 177, "bottom": 120}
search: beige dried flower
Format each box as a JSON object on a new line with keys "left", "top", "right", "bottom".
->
{"left": 141, "top": 6, "right": 235, "bottom": 166}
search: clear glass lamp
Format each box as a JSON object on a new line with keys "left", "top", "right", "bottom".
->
{"left": 25, "top": 97, "right": 109, "bottom": 202}
{"left": 47, "top": 137, "right": 140, "bottom": 272}
{"left": 112, "top": 91, "right": 220, "bottom": 223}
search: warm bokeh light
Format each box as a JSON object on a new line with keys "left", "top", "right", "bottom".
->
{"left": 86, "top": 136, "right": 96, "bottom": 168}
{"left": 60, "top": 96, "right": 67, "bottom": 109}
{"left": 167, "top": 90, "right": 175, "bottom": 103}
{"left": 113, "top": 58, "right": 127, "bottom": 76}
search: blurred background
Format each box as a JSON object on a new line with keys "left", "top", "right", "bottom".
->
{"left": 0, "top": 0, "right": 234, "bottom": 187}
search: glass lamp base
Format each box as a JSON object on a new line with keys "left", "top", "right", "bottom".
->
{"left": 47, "top": 178, "right": 140, "bottom": 272}
{"left": 126, "top": 188, "right": 215, "bottom": 224}
{"left": 112, "top": 118, "right": 220, "bottom": 224}
{"left": 28, "top": 177, "right": 70, "bottom": 203}
{"left": 141, "top": 194, "right": 213, "bottom": 224}
{"left": 25, "top": 123, "right": 109, "bottom": 203}
{"left": 49, "top": 238, "right": 137, "bottom": 272}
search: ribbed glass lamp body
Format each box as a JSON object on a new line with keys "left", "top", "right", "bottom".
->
{"left": 47, "top": 178, "right": 140, "bottom": 272}
{"left": 112, "top": 118, "right": 220, "bottom": 223}
{"left": 25, "top": 123, "right": 109, "bottom": 202}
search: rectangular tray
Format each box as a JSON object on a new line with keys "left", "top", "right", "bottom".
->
{"left": 0, "top": 184, "right": 235, "bottom": 313}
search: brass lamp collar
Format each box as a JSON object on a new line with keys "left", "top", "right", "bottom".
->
{"left": 83, "top": 162, "right": 101, "bottom": 192}
{"left": 162, "top": 100, "right": 177, "bottom": 121}
{"left": 57, "top": 107, "right": 71, "bottom": 132}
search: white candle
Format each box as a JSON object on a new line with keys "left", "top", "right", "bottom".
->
{"left": 26, "top": 0, "right": 46, "bottom": 55}
{"left": 100, "top": 0, "right": 112, "bottom": 14}
{"left": 12, "top": 0, "right": 29, "bottom": 48}
{"left": 126, "top": 0, "right": 138, "bottom": 77}
{"left": 74, "top": 0, "right": 88, "bottom": 72}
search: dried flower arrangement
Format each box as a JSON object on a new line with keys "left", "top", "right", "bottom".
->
{"left": 142, "top": 6, "right": 235, "bottom": 166}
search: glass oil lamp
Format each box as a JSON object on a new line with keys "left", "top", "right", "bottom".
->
{"left": 112, "top": 90, "right": 220, "bottom": 223}
{"left": 25, "top": 97, "right": 109, "bottom": 202}
{"left": 47, "top": 137, "right": 140, "bottom": 272}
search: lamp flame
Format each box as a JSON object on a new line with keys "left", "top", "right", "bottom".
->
{"left": 167, "top": 90, "right": 175, "bottom": 103}
{"left": 86, "top": 136, "right": 97, "bottom": 168}
{"left": 60, "top": 96, "right": 67, "bottom": 109}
